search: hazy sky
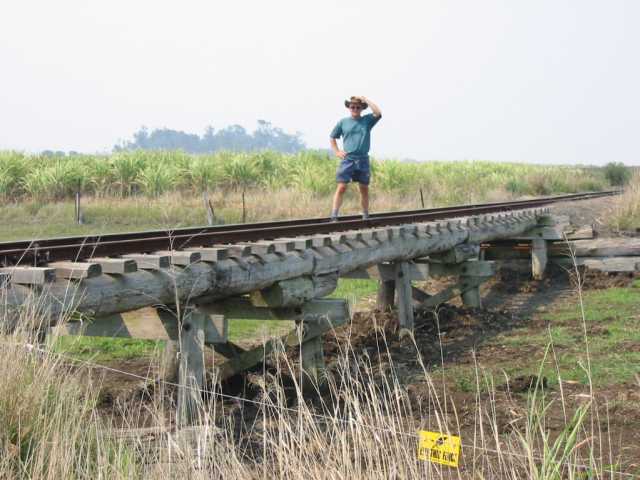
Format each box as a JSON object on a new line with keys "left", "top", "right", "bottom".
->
{"left": 1, "top": 0, "right": 638, "bottom": 164}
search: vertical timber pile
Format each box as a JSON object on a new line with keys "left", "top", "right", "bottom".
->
{"left": 300, "top": 335, "right": 326, "bottom": 391}
{"left": 376, "top": 279, "right": 396, "bottom": 311}
{"left": 531, "top": 238, "right": 548, "bottom": 280}
{"left": 394, "top": 261, "right": 414, "bottom": 337}
{"left": 177, "top": 308, "right": 207, "bottom": 427}
{"left": 510, "top": 213, "right": 559, "bottom": 280}
{"left": 530, "top": 213, "right": 558, "bottom": 280}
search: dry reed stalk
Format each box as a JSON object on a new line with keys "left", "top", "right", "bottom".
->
{"left": 0, "top": 278, "right": 628, "bottom": 479}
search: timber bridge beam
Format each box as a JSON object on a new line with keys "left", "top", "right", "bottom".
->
{"left": 2, "top": 208, "right": 548, "bottom": 320}
{"left": 0, "top": 191, "right": 618, "bottom": 425}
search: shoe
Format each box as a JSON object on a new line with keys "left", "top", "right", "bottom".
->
{"left": 330, "top": 216, "right": 338, "bottom": 223}
{"left": 362, "top": 212, "right": 370, "bottom": 220}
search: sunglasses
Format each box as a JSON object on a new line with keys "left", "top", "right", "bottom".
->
{"left": 349, "top": 104, "right": 363, "bottom": 110}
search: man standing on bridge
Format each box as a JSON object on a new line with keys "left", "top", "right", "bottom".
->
{"left": 329, "top": 95, "right": 382, "bottom": 221}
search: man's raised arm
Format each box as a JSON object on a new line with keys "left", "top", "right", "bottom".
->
{"left": 360, "top": 96, "right": 381, "bottom": 117}
{"left": 330, "top": 137, "right": 346, "bottom": 159}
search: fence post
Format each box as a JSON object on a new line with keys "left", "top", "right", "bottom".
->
{"left": 242, "top": 189, "right": 246, "bottom": 223}
{"left": 203, "top": 190, "right": 215, "bottom": 226}
{"left": 177, "top": 308, "right": 205, "bottom": 427}
{"left": 74, "top": 191, "right": 83, "bottom": 225}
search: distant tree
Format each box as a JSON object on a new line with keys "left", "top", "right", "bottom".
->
{"left": 215, "top": 125, "right": 253, "bottom": 151}
{"left": 604, "top": 162, "right": 631, "bottom": 186}
{"left": 201, "top": 125, "right": 218, "bottom": 152}
{"left": 115, "top": 121, "right": 306, "bottom": 153}
{"left": 41, "top": 150, "right": 66, "bottom": 157}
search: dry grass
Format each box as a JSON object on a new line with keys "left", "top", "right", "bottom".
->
{"left": 0, "top": 298, "right": 625, "bottom": 479}
{"left": 1, "top": 187, "right": 516, "bottom": 241}
{"left": 609, "top": 173, "right": 640, "bottom": 231}
{"left": 0, "top": 192, "right": 633, "bottom": 477}
{"left": 0, "top": 337, "right": 138, "bottom": 477}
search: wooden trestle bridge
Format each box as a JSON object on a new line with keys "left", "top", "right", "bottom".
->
{"left": 0, "top": 191, "right": 618, "bottom": 424}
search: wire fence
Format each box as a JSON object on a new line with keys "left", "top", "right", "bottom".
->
{"left": 3, "top": 340, "right": 637, "bottom": 479}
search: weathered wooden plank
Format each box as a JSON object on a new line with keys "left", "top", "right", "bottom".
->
{"left": 550, "top": 238, "right": 640, "bottom": 257}
{"left": 240, "top": 242, "right": 275, "bottom": 255}
{"left": 330, "top": 233, "right": 350, "bottom": 244}
{"left": 415, "top": 275, "right": 490, "bottom": 310}
{"left": 249, "top": 274, "right": 338, "bottom": 308}
{"left": 200, "top": 296, "right": 350, "bottom": 324}
{"left": 342, "top": 263, "right": 429, "bottom": 281}
{"left": 264, "top": 240, "right": 297, "bottom": 253}
{"left": 341, "top": 231, "right": 367, "bottom": 246}
{"left": 48, "top": 261, "right": 102, "bottom": 279}
{"left": 579, "top": 257, "right": 639, "bottom": 272}
{"left": 0, "top": 267, "right": 56, "bottom": 285}
{"left": 212, "top": 341, "right": 246, "bottom": 359}
{"left": 552, "top": 256, "right": 640, "bottom": 273}
{"left": 394, "top": 261, "right": 414, "bottom": 336}
{"left": 2, "top": 209, "right": 542, "bottom": 321}
{"left": 52, "top": 307, "right": 227, "bottom": 344}
{"left": 212, "top": 244, "right": 252, "bottom": 258}
{"left": 275, "top": 237, "right": 315, "bottom": 250}
{"left": 306, "top": 236, "right": 334, "bottom": 248}
{"left": 538, "top": 214, "right": 564, "bottom": 227}
{"left": 184, "top": 247, "right": 229, "bottom": 262}
{"left": 91, "top": 257, "right": 137, "bottom": 274}
{"left": 0, "top": 272, "right": 10, "bottom": 288}
{"left": 388, "top": 226, "right": 403, "bottom": 239}
{"left": 416, "top": 224, "right": 433, "bottom": 237}
{"left": 214, "top": 299, "right": 349, "bottom": 381}
{"left": 121, "top": 254, "right": 171, "bottom": 270}
{"left": 370, "top": 229, "right": 390, "bottom": 243}
{"left": 177, "top": 311, "right": 205, "bottom": 426}
{"left": 301, "top": 336, "right": 325, "bottom": 389}
{"left": 512, "top": 226, "right": 563, "bottom": 241}
{"left": 460, "top": 282, "right": 482, "bottom": 307}
{"left": 327, "top": 243, "right": 352, "bottom": 254}
{"left": 154, "top": 250, "right": 201, "bottom": 266}
{"left": 354, "top": 230, "right": 377, "bottom": 244}
{"left": 531, "top": 238, "right": 548, "bottom": 280}
{"left": 377, "top": 279, "right": 395, "bottom": 310}
{"left": 411, "top": 286, "right": 430, "bottom": 303}
{"left": 428, "top": 260, "right": 496, "bottom": 277}
{"left": 429, "top": 243, "right": 480, "bottom": 264}
{"left": 250, "top": 277, "right": 313, "bottom": 308}
{"left": 565, "top": 225, "right": 594, "bottom": 241}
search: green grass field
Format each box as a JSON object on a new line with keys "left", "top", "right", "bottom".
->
{"left": 0, "top": 149, "right": 619, "bottom": 241}
{"left": 439, "top": 279, "right": 640, "bottom": 391}
{"left": 0, "top": 150, "right": 608, "bottom": 202}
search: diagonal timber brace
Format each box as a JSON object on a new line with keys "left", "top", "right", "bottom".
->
{"left": 212, "top": 299, "right": 350, "bottom": 382}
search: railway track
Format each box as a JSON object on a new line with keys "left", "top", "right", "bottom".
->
{"left": 0, "top": 190, "right": 619, "bottom": 266}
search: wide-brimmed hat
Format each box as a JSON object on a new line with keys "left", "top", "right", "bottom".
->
{"left": 344, "top": 96, "right": 368, "bottom": 109}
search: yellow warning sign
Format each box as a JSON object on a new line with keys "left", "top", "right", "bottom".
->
{"left": 417, "top": 431, "right": 461, "bottom": 467}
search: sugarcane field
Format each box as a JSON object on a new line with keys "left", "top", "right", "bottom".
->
{"left": 2, "top": 2, "right": 640, "bottom": 479}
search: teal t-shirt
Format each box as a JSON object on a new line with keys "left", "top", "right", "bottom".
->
{"left": 330, "top": 113, "right": 381, "bottom": 158}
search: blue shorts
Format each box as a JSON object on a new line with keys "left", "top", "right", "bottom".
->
{"left": 336, "top": 155, "right": 370, "bottom": 185}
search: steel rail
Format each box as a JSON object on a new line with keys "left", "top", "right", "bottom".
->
{"left": 0, "top": 190, "right": 619, "bottom": 265}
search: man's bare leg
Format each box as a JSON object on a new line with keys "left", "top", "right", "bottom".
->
{"left": 331, "top": 183, "right": 348, "bottom": 219}
{"left": 359, "top": 183, "right": 369, "bottom": 219}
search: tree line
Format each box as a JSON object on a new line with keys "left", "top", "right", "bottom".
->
{"left": 113, "top": 120, "right": 305, "bottom": 154}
